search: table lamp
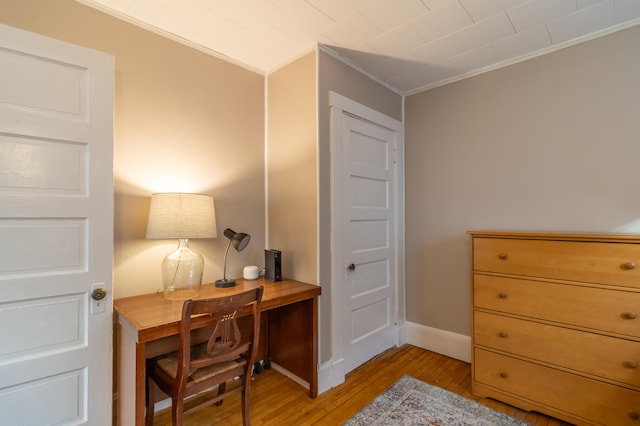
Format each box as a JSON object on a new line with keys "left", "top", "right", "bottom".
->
{"left": 215, "top": 228, "right": 250, "bottom": 288}
{"left": 146, "top": 193, "right": 217, "bottom": 299}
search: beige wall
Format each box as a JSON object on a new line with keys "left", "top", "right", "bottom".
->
{"left": 2, "top": 0, "right": 266, "bottom": 298}
{"left": 266, "top": 52, "right": 318, "bottom": 285}
{"left": 11, "top": 0, "right": 637, "bottom": 370}
{"left": 405, "top": 25, "right": 640, "bottom": 336}
{"left": 317, "top": 50, "right": 403, "bottom": 362}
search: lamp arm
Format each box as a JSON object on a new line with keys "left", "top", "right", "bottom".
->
{"left": 222, "top": 238, "right": 232, "bottom": 280}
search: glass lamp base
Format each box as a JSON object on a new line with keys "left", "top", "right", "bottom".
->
{"left": 215, "top": 278, "right": 236, "bottom": 288}
{"left": 162, "top": 239, "right": 204, "bottom": 300}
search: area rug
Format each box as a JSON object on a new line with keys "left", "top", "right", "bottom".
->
{"left": 344, "top": 375, "right": 530, "bottom": 426}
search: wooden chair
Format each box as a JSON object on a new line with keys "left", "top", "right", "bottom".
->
{"left": 145, "top": 286, "right": 264, "bottom": 426}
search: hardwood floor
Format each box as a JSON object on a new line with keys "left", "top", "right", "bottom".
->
{"left": 151, "top": 344, "right": 573, "bottom": 425}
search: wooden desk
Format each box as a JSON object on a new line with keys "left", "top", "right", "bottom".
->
{"left": 114, "top": 278, "right": 321, "bottom": 425}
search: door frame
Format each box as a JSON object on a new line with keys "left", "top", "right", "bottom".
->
{"left": 327, "top": 91, "right": 405, "bottom": 387}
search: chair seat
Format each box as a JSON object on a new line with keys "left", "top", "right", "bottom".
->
{"left": 155, "top": 343, "right": 247, "bottom": 384}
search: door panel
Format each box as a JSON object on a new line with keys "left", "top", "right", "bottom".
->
{"left": 0, "top": 134, "right": 88, "bottom": 194}
{"left": 351, "top": 258, "right": 389, "bottom": 296}
{"left": 0, "top": 294, "right": 84, "bottom": 362}
{"left": 0, "top": 218, "right": 86, "bottom": 278}
{"left": 0, "top": 370, "right": 87, "bottom": 425}
{"left": 0, "top": 24, "right": 113, "bottom": 425}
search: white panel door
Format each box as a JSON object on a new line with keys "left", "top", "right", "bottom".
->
{"left": 0, "top": 24, "right": 114, "bottom": 425}
{"left": 330, "top": 93, "right": 403, "bottom": 376}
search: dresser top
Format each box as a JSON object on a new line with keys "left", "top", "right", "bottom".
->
{"left": 467, "top": 230, "right": 640, "bottom": 243}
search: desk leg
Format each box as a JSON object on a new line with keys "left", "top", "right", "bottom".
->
{"left": 309, "top": 296, "right": 318, "bottom": 398}
{"left": 116, "top": 322, "right": 147, "bottom": 425}
{"left": 267, "top": 298, "right": 318, "bottom": 398}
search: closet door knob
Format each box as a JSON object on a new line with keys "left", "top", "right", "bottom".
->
{"left": 623, "top": 312, "right": 637, "bottom": 320}
{"left": 499, "top": 372, "right": 509, "bottom": 379}
{"left": 624, "top": 361, "right": 638, "bottom": 369}
{"left": 498, "top": 253, "right": 508, "bottom": 260}
{"left": 499, "top": 331, "right": 509, "bottom": 338}
{"left": 498, "top": 292, "right": 508, "bottom": 299}
{"left": 623, "top": 262, "right": 636, "bottom": 270}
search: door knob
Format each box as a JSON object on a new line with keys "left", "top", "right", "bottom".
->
{"left": 91, "top": 288, "right": 106, "bottom": 301}
{"left": 347, "top": 263, "right": 356, "bottom": 272}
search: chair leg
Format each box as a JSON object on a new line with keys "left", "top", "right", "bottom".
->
{"left": 172, "top": 397, "right": 184, "bottom": 426}
{"left": 216, "top": 382, "right": 226, "bottom": 406}
{"left": 241, "top": 377, "right": 251, "bottom": 426}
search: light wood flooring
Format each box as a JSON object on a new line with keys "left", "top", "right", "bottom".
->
{"left": 150, "top": 344, "right": 573, "bottom": 425}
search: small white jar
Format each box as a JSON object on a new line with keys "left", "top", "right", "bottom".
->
{"left": 243, "top": 265, "right": 260, "bottom": 280}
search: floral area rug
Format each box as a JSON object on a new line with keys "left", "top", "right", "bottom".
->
{"left": 344, "top": 375, "right": 530, "bottom": 426}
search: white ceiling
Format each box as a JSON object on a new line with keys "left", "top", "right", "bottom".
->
{"left": 79, "top": 0, "right": 640, "bottom": 94}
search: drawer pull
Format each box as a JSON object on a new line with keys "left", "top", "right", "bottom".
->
{"left": 623, "top": 312, "right": 637, "bottom": 320}
{"left": 624, "top": 361, "right": 638, "bottom": 369}
{"left": 498, "top": 292, "right": 508, "bottom": 299}
{"left": 629, "top": 411, "right": 639, "bottom": 421}
{"left": 498, "top": 253, "right": 508, "bottom": 260}
{"left": 499, "top": 372, "right": 509, "bottom": 379}
{"left": 499, "top": 331, "right": 509, "bottom": 338}
{"left": 623, "top": 262, "right": 636, "bottom": 270}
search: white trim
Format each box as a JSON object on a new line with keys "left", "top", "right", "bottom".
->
{"left": 319, "top": 44, "right": 403, "bottom": 96}
{"left": 264, "top": 75, "right": 269, "bottom": 248}
{"left": 328, "top": 100, "right": 346, "bottom": 389}
{"left": 319, "top": 321, "right": 467, "bottom": 394}
{"left": 154, "top": 362, "right": 313, "bottom": 413}
{"left": 329, "top": 92, "right": 403, "bottom": 131}
{"left": 326, "top": 91, "right": 405, "bottom": 390}
{"left": 73, "top": 2, "right": 640, "bottom": 96}
{"left": 80, "top": 0, "right": 320, "bottom": 78}
{"left": 405, "top": 18, "right": 640, "bottom": 95}
{"left": 317, "top": 357, "right": 345, "bottom": 394}
{"left": 405, "top": 321, "right": 471, "bottom": 363}
{"left": 315, "top": 47, "right": 321, "bottom": 287}
{"left": 153, "top": 397, "right": 172, "bottom": 413}
{"left": 76, "top": 0, "right": 265, "bottom": 76}
{"left": 266, "top": 45, "right": 318, "bottom": 76}
{"left": 394, "top": 105, "right": 406, "bottom": 339}
{"left": 270, "top": 362, "right": 310, "bottom": 390}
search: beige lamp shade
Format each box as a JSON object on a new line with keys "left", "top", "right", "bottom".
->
{"left": 146, "top": 193, "right": 217, "bottom": 239}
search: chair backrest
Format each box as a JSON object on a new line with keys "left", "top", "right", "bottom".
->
{"left": 177, "top": 286, "right": 264, "bottom": 382}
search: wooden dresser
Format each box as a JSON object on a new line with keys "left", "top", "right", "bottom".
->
{"left": 469, "top": 231, "right": 640, "bottom": 425}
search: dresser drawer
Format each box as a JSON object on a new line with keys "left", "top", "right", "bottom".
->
{"left": 474, "top": 349, "right": 640, "bottom": 426}
{"left": 474, "top": 274, "right": 640, "bottom": 339}
{"left": 473, "top": 237, "right": 640, "bottom": 289}
{"left": 474, "top": 311, "right": 640, "bottom": 388}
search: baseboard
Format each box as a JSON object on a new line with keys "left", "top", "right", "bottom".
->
{"left": 317, "top": 323, "right": 408, "bottom": 395}
{"left": 317, "top": 356, "right": 345, "bottom": 394}
{"left": 153, "top": 397, "right": 172, "bottom": 413}
{"left": 284, "top": 322, "right": 468, "bottom": 397}
{"left": 270, "top": 362, "right": 309, "bottom": 390}
{"left": 152, "top": 362, "right": 311, "bottom": 413}
{"left": 405, "top": 321, "right": 471, "bottom": 363}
